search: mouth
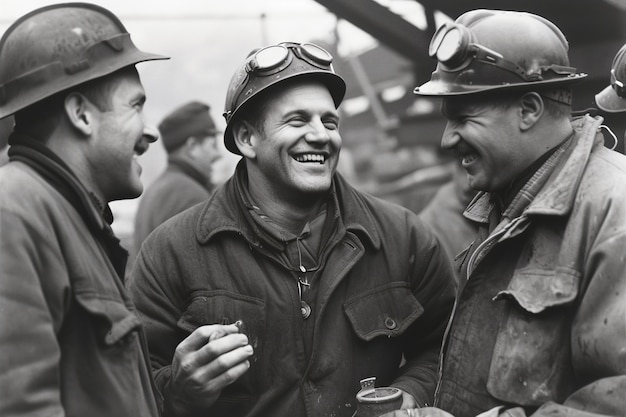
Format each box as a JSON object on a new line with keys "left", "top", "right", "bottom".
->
{"left": 293, "top": 152, "right": 327, "bottom": 164}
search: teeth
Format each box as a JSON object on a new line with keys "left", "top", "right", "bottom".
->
{"left": 295, "top": 154, "right": 325, "bottom": 164}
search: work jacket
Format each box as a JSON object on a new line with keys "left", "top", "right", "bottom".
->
{"left": 133, "top": 156, "right": 214, "bottom": 254}
{"left": 129, "top": 163, "right": 457, "bottom": 417}
{"left": 436, "top": 115, "right": 626, "bottom": 417}
{"left": 0, "top": 138, "right": 160, "bottom": 417}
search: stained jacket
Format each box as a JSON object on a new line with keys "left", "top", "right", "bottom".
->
{"left": 129, "top": 163, "right": 457, "bottom": 417}
{"left": 0, "top": 138, "right": 160, "bottom": 417}
{"left": 436, "top": 115, "right": 626, "bottom": 417}
{"left": 133, "top": 156, "right": 213, "bottom": 254}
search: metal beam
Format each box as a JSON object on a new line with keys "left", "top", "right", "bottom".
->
{"left": 313, "top": 0, "right": 431, "bottom": 66}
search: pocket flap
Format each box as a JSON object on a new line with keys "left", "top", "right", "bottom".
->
{"left": 493, "top": 267, "right": 579, "bottom": 313}
{"left": 74, "top": 292, "right": 141, "bottom": 345}
{"left": 344, "top": 282, "right": 423, "bottom": 341}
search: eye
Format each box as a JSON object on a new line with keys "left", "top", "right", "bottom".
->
{"left": 323, "top": 118, "right": 339, "bottom": 130}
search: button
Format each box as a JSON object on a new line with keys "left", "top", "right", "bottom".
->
{"left": 384, "top": 317, "right": 397, "bottom": 330}
{"left": 301, "top": 301, "right": 312, "bottom": 319}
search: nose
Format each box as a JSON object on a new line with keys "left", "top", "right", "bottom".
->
{"left": 441, "top": 122, "right": 461, "bottom": 150}
{"left": 142, "top": 125, "right": 159, "bottom": 143}
{"left": 304, "top": 119, "right": 331, "bottom": 144}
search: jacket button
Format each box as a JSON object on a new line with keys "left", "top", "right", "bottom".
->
{"left": 384, "top": 317, "right": 397, "bottom": 330}
{"left": 301, "top": 301, "right": 312, "bottom": 319}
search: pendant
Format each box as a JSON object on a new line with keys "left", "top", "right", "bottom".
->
{"left": 300, "top": 300, "right": 311, "bottom": 319}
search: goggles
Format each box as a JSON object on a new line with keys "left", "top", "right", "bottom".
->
{"left": 429, "top": 23, "right": 577, "bottom": 82}
{"left": 245, "top": 42, "right": 334, "bottom": 75}
{"left": 610, "top": 68, "right": 625, "bottom": 98}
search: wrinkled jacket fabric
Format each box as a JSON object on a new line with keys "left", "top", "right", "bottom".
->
{"left": 129, "top": 164, "right": 457, "bottom": 417}
{"left": 134, "top": 157, "right": 213, "bottom": 254}
{"left": 0, "top": 140, "right": 160, "bottom": 417}
{"left": 436, "top": 115, "right": 626, "bottom": 417}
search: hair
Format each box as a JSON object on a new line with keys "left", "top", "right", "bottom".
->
{"left": 14, "top": 66, "right": 138, "bottom": 141}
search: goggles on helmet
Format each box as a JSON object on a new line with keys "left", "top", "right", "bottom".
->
{"left": 611, "top": 68, "right": 625, "bottom": 98}
{"left": 429, "top": 23, "right": 577, "bottom": 82}
{"left": 225, "top": 42, "right": 334, "bottom": 122}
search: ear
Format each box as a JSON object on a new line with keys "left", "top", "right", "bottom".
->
{"left": 518, "top": 92, "right": 544, "bottom": 131}
{"left": 64, "top": 92, "right": 95, "bottom": 136}
{"left": 232, "top": 121, "right": 258, "bottom": 159}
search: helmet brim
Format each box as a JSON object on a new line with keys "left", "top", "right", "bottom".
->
{"left": 595, "top": 85, "right": 626, "bottom": 113}
{"left": 414, "top": 72, "right": 588, "bottom": 96}
{"left": 223, "top": 71, "right": 345, "bottom": 155}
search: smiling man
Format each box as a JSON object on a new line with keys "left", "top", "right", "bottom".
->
{"left": 0, "top": 3, "right": 168, "bottom": 417}
{"left": 128, "top": 42, "right": 457, "bottom": 417}
{"left": 389, "top": 9, "right": 626, "bottom": 417}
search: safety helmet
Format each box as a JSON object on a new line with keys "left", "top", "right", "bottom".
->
{"left": 0, "top": 2, "right": 168, "bottom": 119}
{"left": 414, "top": 9, "right": 587, "bottom": 96}
{"left": 595, "top": 43, "right": 626, "bottom": 113}
{"left": 222, "top": 42, "right": 346, "bottom": 155}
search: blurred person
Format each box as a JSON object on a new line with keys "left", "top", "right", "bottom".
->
{"left": 0, "top": 4, "right": 167, "bottom": 416}
{"left": 385, "top": 9, "right": 626, "bottom": 417}
{"left": 595, "top": 42, "right": 626, "bottom": 114}
{"left": 128, "top": 41, "right": 457, "bottom": 417}
{"left": 418, "top": 161, "right": 477, "bottom": 280}
{"left": 133, "top": 101, "right": 221, "bottom": 253}
{"left": 0, "top": 116, "right": 12, "bottom": 166}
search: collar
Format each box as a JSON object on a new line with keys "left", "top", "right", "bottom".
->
{"left": 8, "top": 133, "right": 114, "bottom": 229}
{"left": 195, "top": 160, "right": 381, "bottom": 250}
{"left": 168, "top": 155, "right": 212, "bottom": 190}
{"left": 465, "top": 114, "right": 604, "bottom": 224}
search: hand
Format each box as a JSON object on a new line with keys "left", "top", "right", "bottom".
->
{"left": 399, "top": 389, "right": 418, "bottom": 409}
{"left": 164, "top": 324, "right": 254, "bottom": 415}
{"left": 379, "top": 407, "right": 455, "bottom": 417}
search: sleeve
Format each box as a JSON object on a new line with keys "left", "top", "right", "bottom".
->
{"left": 0, "top": 208, "right": 66, "bottom": 416}
{"left": 391, "top": 214, "right": 458, "bottom": 407}
{"left": 127, "top": 235, "right": 186, "bottom": 400}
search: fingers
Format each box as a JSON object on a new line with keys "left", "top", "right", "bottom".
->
{"left": 178, "top": 324, "right": 241, "bottom": 352}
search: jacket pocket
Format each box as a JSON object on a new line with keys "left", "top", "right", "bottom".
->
{"left": 344, "top": 282, "right": 423, "bottom": 341}
{"left": 176, "top": 290, "right": 265, "bottom": 397}
{"left": 74, "top": 291, "right": 142, "bottom": 347}
{"left": 487, "top": 267, "right": 580, "bottom": 405}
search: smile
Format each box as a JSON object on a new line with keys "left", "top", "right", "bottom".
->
{"left": 293, "top": 153, "right": 326, "bottom": 164}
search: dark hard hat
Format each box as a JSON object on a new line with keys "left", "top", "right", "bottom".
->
{"left": 0, "top": 2, "right": 169, "bottom": 119}
{"left": 415, "top": 9, "right": 587, "bottom": 96}
{"left": 222, "top": 42, "right": 346, "bottom": 155}
{"left": 595, "top": 43, "right": 626, "bottom": 113}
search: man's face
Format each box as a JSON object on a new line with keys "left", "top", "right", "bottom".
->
{"left": 90, "top": 69, "right": 155, "bottom": 202}
{"left": 246, "top": 80, "right": 341, "bottom": 201}
{"left": 440, "top": 96, "right": 526, "bottom": 192}
{"left": 192, "top": 134, "right": 221, "bottom": 177}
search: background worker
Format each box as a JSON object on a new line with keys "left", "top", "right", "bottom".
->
{"left": 596, "top": 42, "right": 626, "bottom": 115}
{"left": 0, "top": 4, "right": 167, "bottom": 416}
{"left": 128, "top": 41, "right": 457, "bottom": 417}
{"left": 386, "top": 9, "right": 626, "bottom": 417}
{"left": 133, "top": 101, "right": 221, "bottom": 254}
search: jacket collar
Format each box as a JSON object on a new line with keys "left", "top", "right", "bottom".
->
{"left": 465, "top": 114, "right": 604, "bottom": 224}
{"left": 168, "top": 155, "right": 212, "bottom": 191}
{"left": 195, "top": 160, "right": 381, "bottom": 249}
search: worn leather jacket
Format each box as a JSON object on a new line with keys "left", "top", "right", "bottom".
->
{"left": 436, "top": 115, "right": 626, "bottom": 417}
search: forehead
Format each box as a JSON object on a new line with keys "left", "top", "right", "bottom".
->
{"left": 263, "top": 79, "right": 335, "bottom": 112}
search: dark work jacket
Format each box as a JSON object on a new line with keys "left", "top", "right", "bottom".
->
{"left": 436, "top": 115, "right": 626, "bottom": 417}
{"left": 0, "top": 136, "right": 160, "bottom": 417}
{"left": 129, "top": 162, "right": 457, "bottom": 417}
{"left": 133, "top": 156, "right": 213, "bottom": 255}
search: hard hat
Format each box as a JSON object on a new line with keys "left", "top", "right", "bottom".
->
{"left": 0, "top": 2, "right": 169, "bottom": 119}
{"left": 222, "top": 42, "right": 346, "bottom": 155}
{"left": 414, "top": 9, "right": 587, "bottom": 96}
{"left": 595, "top": 44, "right": 626, "bottom": 113}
